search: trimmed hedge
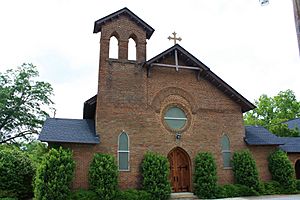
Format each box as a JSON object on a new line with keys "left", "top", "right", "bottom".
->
{"left": 115, "top": 189, "right": 151, "bottom": 200}
{"left": 89, "top": 153, "right": 118, "bottom": 200}
{"left": 34, "top": 147, "right": 75, "bottom": 200}
{"left": 141, "top": 152, "right": 171, "bottom": 200}
{"left": 268, "top": 150, "right": 296, "bottom": 192}
{"left": 232, "top": 150, "right": 261, "bottom": 192}
{"left": 262, "top": 181, "right": 283, "bottom": 195}
{"left": 217, "top": 184, "right": 257, "bottom": 198}
{"left": 193, "top": 152, "right": 218, "bottom": 199}
{"left": 71, "top": 189, "right": 98, "bottom": 200}
{"left": 0, "top": 148, "right": 35, "bottom": 199}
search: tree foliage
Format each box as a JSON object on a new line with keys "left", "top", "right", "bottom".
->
{"left": 0, "top": 63, "right": 54, "bottom": 144}
{"left": 244, "top": 89, "right": 300, "bottom": 136}
{"left": 268, "top": 150, "right": 296, "bottom": 191}
{"left": 34, "top": 147, "right": 75, "bottom": 200}
{"left": 141, "top": 152, "right": 171, "bottom": 200}
{"left": 193, "top": 152, "right": 218, "bottom": 199}
{"left": 232, "top": 150, "right": 261, "bottom": 193}
{"left": 0, "top": 148, "right": 35, "bottom": 199}
{"left": 88, "top": 153, "right": 118, "bottom": 200}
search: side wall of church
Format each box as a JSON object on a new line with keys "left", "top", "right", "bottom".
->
{"left": 248, "top": 146, "right": 277, "bottom": 181}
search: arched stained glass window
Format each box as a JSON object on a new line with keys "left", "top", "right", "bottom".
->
{"left": 221, "top": 134, "right": 231, "bottom": 168}
{"left": 118, "top": 132, "right": 129, "bottom": 170}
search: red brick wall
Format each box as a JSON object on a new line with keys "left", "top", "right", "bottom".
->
{"left": 248, "top": 146, "right": 278, "bottom": 181}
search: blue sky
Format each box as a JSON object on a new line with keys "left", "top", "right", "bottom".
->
{"left": 0, "top": 0, "right": 299, "bottom": 118}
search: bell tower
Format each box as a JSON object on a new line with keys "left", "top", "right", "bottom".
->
{"left": 93, "top": 7, "right": 154, "bottom": 130}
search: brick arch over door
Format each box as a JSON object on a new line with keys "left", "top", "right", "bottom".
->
{"left": 151, "top": 87, "right": 197, "bottom": 114}
{"left": 168, "top": 147, "right": 192, "bottom": 193}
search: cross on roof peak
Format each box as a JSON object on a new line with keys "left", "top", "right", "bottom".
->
{"left": 168, "top": 32, "right": 182, "bottom": 45}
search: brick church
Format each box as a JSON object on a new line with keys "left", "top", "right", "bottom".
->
{"left": 39, "top": 7, "right": 300, "bottom": 193}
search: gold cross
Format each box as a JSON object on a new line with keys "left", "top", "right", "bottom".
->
{"left": 168, "top": 32, "right": 182, "bottom": 45}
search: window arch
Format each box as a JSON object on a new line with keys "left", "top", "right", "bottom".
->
{"left": 118, "top": 131, "right": 129, "bottom": 171}
{"left": 128, "top": 37, "right": 136, "bottom": 60}
{"left": 221, "top": 134, "right": 231, "bottom": 168}
{"left": 109, "top": 36, "right": 118, "bottom": 59}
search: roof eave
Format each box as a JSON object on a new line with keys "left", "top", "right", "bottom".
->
{"left": 93, "top": 7, "right": 155, "bottom": 39}
{"left": 39, "top": 138, "right": 100, "bottom": 144}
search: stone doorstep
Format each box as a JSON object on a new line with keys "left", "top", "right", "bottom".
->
{"left": 170, "top": 192, "right": 198, "bottom": 199}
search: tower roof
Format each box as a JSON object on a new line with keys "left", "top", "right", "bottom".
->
{"left": 93, "top": 7, "right": 155, "bottom": 39}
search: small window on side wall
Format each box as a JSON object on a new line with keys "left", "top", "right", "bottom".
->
{"left": 118, "top": 131, "right": 129, "bottom": 171}
{"left": 221, "top": 134, "right": 232, "bottom": 168}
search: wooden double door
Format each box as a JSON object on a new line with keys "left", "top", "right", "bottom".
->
{"left": 168, "top": 147, "right": 191, "bottom": 192}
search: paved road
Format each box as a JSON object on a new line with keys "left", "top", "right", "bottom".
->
{"left": 216, "top": 194, "right": 300, "bottom": 200}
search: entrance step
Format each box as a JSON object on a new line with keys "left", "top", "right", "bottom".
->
{"left": 170, "top": 192, "right": 198, "bottom": 200}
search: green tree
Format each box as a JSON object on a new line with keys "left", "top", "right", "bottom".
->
{"left": 88, "top": 153, "right": 118, "bottom": 200}
{"left": 141, "top": 152, "right": 171, "bottom": 200}
{"left": 22, "top": 141, "right": 48, "bottom": 167}
{"left": 193, "top": 152, "right": 218, "bottom": 199}
{"left": 268, "top": 150, "right": 296, "bottom": 192}
{"left": 244, "top": 89, "right": 300, "bottom": 137}
{"left": 0, "top": 148, "right": 35, "bottom": 199}
{"left": 232, "top": 150, "right": 261, "bottom": 193}
{"left": 0, "top": 63, "right": 54, "bottom": 144}
{"left": 34, "top": 147, "right": 75, "bottom": 200}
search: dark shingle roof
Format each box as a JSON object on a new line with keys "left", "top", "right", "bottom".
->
{"left": 93, "top": 7, "right": 155, "bottom": 39}
{"left": 283, "top": 118, "right": 300, "bottom": 129}
{"left": 244, "top": 125, "right": 284, "bottom": 145}
{"left": 39, "top": 118, "right": 99, "bottom": 144}
{"left": 245, "top": 125, "right": 300, "bottom": 152}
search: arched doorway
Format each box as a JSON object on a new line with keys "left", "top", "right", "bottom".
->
{"left": 295, "top": 159, "right": 300, "bottom": 179}
{"left": 168, "top": 147, "right": 191, "bottom": 192}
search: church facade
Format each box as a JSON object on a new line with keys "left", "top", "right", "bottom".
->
{"left": 39, "top": 7, "right": 300, "bottom": 192}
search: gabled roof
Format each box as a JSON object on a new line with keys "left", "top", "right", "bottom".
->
{"left": 39, "top": 118, "right": 99, "bottom": 144}
{"left": 283, "top": 118, "right": 300, "bottom": 129}
{"left": 145, "top": 44, "right": 255, "bottom": 113}
{"left": 244, "top": 125, "right": 284, "bottom": 145}
{"left": 279, "top": 138, "right": 300, "bottom": 153}
{"left": 93, "top": 7, "right": 155, "bottom": 39}
{"left": 245, "top": 125, "right": 300, "bottom": 153}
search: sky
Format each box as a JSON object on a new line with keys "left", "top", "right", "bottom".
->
{"left": 0, "top": 0, "right": 299, "bottom": 119}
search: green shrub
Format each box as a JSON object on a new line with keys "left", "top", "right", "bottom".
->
{"left": 217, "top": 184, "right": 257, "bottom": 198}
{"left": 0, "top": 148, "right": 35, "bottom": 199}
{"left": 141, "top": 152, "right": 171, "bottom": 200}
{"left": 115, "top": 189, "right": 151, "bottom": 200}
{"left": 268, "top": 150, "right": 296, "bottom": 192}
{"left": 232, "top": 150, "right": 261, "bottom": 192}
{"left": 34, "top": 147, "right": 75, "bottom": 200}
{"left": 296, "top": 180, "right": 300, "bottom": 191}
{"left": 71, "top": 189, "right": 98, "bottom": 200}
{"left": 193, "top": 152, "right": 218, "bottom": 199}
{"left": 262, "top": 181, "right": 283, "bottom": 195}
{"left": 0, "top": 198, "right": 18, "bottom": 200}
{"left": 89, "top": 153, "right": 118, "bottom": 200}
